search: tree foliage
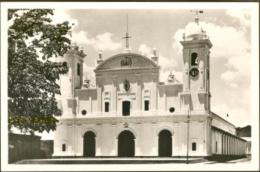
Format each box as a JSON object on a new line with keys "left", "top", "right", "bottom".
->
{"left": 8, "top": 9, "right": 71, "bottom": 133}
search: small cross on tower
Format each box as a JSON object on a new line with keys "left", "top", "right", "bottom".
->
{"left": 122, "top": 14, "right": 131, "bottom": 49}
{"left": 190, "top": 10, "right": 204, "bottom": 23}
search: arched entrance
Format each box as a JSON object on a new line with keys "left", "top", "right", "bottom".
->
{"left": 122, "top": 101, "right": 130, "bottom": 116}
{"left": 83, "top": 131, "right": 96, "bottom": 157}
{"left": 118, "top": 130, "right": 135, "bottom": 157}
{"left": 158, "top": 130, "right": 172, "bottom": 157}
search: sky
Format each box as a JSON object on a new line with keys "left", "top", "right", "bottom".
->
{"left": 34, "top": 7, "right": 253, "bottom": 139}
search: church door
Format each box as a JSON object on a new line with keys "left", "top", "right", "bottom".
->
{"left": 118, "top": 130, "right": 135, "bottom": 157}
{"left": 83, "top": 131, "right": 96, "bottom": 157}
{"left": 158, "top": 130, "right": 172, "bottom": 157}
{"left": 122, "top": 101, "right": 130, "bottom": 116}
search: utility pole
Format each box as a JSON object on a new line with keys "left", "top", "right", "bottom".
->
{"left": 186, "top": 107, "right": 190, "bottom": 164}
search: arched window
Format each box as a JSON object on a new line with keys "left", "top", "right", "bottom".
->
{"left": 62, "top": 144, "right": 66, "bottom": 152}
{"left": 105, "top": 102, "right": 109, "bottom": 112}
{"left": 77, "top": 63, "right": 81, "bottom": 76}
{"left": 122, "top": 101, "right": 130, "bottom": 116}
{"left": 191, "top": 53, "right": 198, "bottom": 66}
{"left": 144, "top": 100, "right": 149, "bottom": 111}
{"left": 192, "top": 142, "right": 197, "bottom": 151}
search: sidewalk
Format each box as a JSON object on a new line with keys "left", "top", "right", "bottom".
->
{"left": 16, "top": 157, "right": 205, "bottom": 164}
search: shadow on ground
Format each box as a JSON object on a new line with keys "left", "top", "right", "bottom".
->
{"left": 205, "top": 155, "right": 247, "bottom": 163}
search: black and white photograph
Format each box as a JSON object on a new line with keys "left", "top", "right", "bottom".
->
{"left": 1, "top": 2, "right": 259, "bottom": 171}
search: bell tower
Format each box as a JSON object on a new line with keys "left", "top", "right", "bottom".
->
{"left": 180, "top": 10, "right": 212, "bottom": 114}
{"left": 58, "top": 43, "right": 87, "bottom": 117}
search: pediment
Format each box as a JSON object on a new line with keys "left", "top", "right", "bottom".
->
{"left": 95, "top": 53, "right": 158, "bottom": 71}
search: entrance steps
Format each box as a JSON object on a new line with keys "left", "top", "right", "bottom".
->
{"left": 15, "top": 157, "right": 206, "bottom": 164}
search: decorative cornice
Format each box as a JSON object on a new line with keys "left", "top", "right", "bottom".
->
{"left": 58, "top": 114, "right": 210, "bottom": 125}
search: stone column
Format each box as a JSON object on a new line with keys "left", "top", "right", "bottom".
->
{"left": 152, "top": 73, "right": 158, "bottom": 112}
{"left": 229, "top": 136, "right": 231, "bottom": 155}
{"left": 237, "top": 140, "right": 239, "bottom": 155}
{"left": 135, "top": 74, "right": 142, "bottom": 115}
{"left": 199, "top": 61, "right": 205, "bottom": 91}
{"left": 241, "top": 141, "right": 243, "bottom": 155}
{"left": 184, "top": 62, "right": 190, "bottom": 92}
{"left": 222, "top": 135, "right": 225, "bottom": 155}
{"left": 239, "top": 140, "right": 241, "bottom": 155}
{"left": 235, "top": 138, "right": 237, "bottom": 155}
{"left": 229, "top": 136, "right": 234, "bottom": 155}
{"left": 224, "top": 135, "right": 227, "bottom": 155}
{"left": 234, "top": 138, "right": 236, "bottom": 155}
{"left": 221, "top": 133, "right": 224, "bottom": 154}
{"left": 96, "top": 76, "right": 102, "bottom": 115}
{"left": 112, "top": 75, "right": 118, "bottom": 115}
{"left": 163, "top": 87, "right": 166, "bottom": 113}
{"left": 232, "top": 137, "right": 234, "bottom": 155}
{"left": 227, "top": 136, "right": 229, "bottom": 155}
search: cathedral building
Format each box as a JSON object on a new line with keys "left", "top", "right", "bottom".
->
{"left": 53, "top": 14, "right": 247, "bottom": 158}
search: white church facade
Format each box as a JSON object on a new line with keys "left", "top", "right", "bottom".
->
{"left": 53, "top": 14, "right": 247, "bottom": 158}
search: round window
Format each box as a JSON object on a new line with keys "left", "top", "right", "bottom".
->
{"left": 169, "top": 107, "right": 175, "bottom": 113}
{"left": 81, "top": 110, "right": 87, "bottom": 115}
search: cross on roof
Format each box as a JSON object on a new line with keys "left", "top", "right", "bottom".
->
{"left": 190, "top": 10, "right": 204, "bottom": 23}
{"left": 122, "top": 14, "right": 131, "bottom": 49}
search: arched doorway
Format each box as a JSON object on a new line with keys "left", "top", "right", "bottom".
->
{"left": 158, "top": 130, "right": 172, "bottom": 157}
{"left": 122, "top": 101, "right": 130, "bottom": 116}
{"left": 118, "top": 130, "right": 135, "bottom": 157}
{"left": 83, "top": 131, "right": 96, "bottom": 157}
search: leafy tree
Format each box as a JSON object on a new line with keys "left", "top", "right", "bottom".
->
{"left": 8, "top": 9, "right": 71, "bottom": 133}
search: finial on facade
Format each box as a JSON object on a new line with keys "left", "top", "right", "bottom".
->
{"left": 151, "top": 48, "right": 158, "bottom": 64}
{"left": 97, "top": 50, "right": 103, "bottom": 64}
{"left": 71, "top": 42, "right": 78, "bottom": 50}
{"left": 98, "top": 50, "right": 103, "bottom": 60}
{"left": 153, "top": 48, "right": 157, "bottom": 57}
{"left": 190, "top": 10, "right": 203, "bottom": 24}
{"left": 168, "top": 71, "right": 174, "bottom": 83}
{"left": 183, "top": 33, "right": 186, "bottom": 40}
{"left": 122, "top": 14, "right": 131, "bottom": 52}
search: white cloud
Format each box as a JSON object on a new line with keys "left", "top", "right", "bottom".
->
{"left": 172, "top": 20, "right": 250, "bottom": 85}
{"left": 220, "top": 70, "right": 237, "bottom": 82}
{"left": 212, "top": 103, "right": 250, "bottom": 127}
{"left": 226, "top": 9, "right": 251, "bottom": 28}
{"left": 138, "top": 44, "right": 182, "bottom": 83}
{"left": 92, "top": 32, "right": 122, "bottom": 51}
{"left": 52, "top": 9, "right": 78, "bottom": 27}
{"left": 230, "top": 83, "right": 238, "bottom": 88}
{"left": 71, "top": 31, "right": 92, "bottom": 45}
{"left": 173, "top": 22, "right": 250, "bottom": 58}
{"left": 172, "top": 14, "right": 251, "bottom": 126}
{"left": 138, "top": 44, "right": 153, "bottom": 57}
{"left": 72, "top": 31, "right": 122, "bottom": 51}
{"left": 83, "top": 63, "right": 96, "bottom": 87}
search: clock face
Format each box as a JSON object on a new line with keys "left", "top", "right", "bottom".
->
{"left": 189, "top": 68, "right": 199, "bottom": 78}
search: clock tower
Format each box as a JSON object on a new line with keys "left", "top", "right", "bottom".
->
{"left": 180, "top": 12, "right": 212, "bottom": 114}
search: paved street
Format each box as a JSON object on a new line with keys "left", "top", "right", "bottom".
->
{"left": 15, "top": 156, "right": 251, "bottom": 164}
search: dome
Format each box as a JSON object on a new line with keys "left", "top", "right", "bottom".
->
{"left": 184, "top": 21, "right": 207, "bottom": 41}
